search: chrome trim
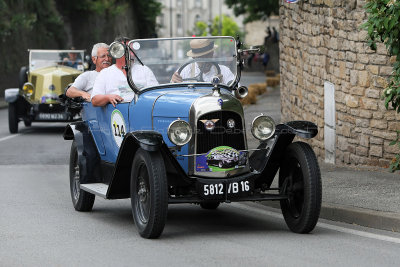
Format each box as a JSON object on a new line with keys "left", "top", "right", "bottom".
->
{"left": 188, "top": 92, "right": 249, "bottom": 178}
{"left": 151, "top": 92, "right": 170, "bottom": 130}
{"left": 175, "top": 147, "right": 270, "bottom": 157}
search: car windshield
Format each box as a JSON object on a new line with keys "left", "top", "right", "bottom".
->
{"left": 129, "top": 36, "right": 238, "bottom": 89}
{"left": 29, "top": 50, "right": 85, "bottom": 71}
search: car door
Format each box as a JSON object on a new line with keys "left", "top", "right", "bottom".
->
{"left": 95, "top": 103, "right": 130, "bottom": 163}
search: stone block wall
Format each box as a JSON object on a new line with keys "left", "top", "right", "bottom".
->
{"left": 279, "top": 0, "right": 400, "bottom": 167}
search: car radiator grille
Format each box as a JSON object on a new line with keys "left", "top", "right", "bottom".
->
{"left": 196, "top": 111, "right": 245, "bottom": 154}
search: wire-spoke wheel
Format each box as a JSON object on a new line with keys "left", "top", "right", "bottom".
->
{"left": 131, "top": 148, "right": 168, "bottom": 239}
{"left": 279, "top": 142, "right": 321, "bottom": 233}
{"left": 69, "top": 141, "right": 95, "bottom": 211}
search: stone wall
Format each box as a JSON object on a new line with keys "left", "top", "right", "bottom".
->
{"left": 279, "top": 0, "right": 400, "bottom": 167}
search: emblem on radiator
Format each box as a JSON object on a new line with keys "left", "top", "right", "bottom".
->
{"left": 199, "top": 119, "right": 219, "bottom": 131}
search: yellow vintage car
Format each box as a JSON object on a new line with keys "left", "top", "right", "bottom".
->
{"left": 5, "top": 49, "right": 86, "bottom": 133}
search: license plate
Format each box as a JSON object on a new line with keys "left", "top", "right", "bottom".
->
{"left": 37, "top": 113, "right": 66, "bottom": 120}
{"left": 202, "top": 180, "right": 252, "bottom": 197}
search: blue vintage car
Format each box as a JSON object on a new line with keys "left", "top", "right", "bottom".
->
{"left": 64, "top": 36, "right": 322, "bottom": 239}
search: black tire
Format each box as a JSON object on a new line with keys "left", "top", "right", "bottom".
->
{"left": 279, "top": 141, "right": 322, "bottom": 233}
{"left": 131, "top": 148, "right": 168, "bottom": 239}
{"left": 19, "top": 66, "right": 28, "bottom": 90}
{"left": 200, "top": 201, "right": 220, "bottom": 210}
{"left": 24, "top": 119, "right": 32, "bottom": 127}
{"left": 69, "top": 140, "right": 95, "bottom": 211}
{"left": 8, "top": 102, "right": 19, "bottom": 134}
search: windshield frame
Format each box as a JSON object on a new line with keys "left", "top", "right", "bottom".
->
{"left": 28, "top": 49, "right": 85, "bottom": 71}
{"left": 125, "top": 36, "right": 240, "bottom": 95}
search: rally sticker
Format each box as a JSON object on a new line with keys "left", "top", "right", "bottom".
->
{"left": 196, "top": 146, "right": 248, "bottom": 172}
{"left": 111, "top": 109, "right": 126, "bottom": 147}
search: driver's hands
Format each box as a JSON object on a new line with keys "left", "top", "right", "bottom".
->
{"left": 108, "top": 94, "right": 123, "bottom": 107}
{"left": 171, "top": 72, "right": 183, "bottom": 83}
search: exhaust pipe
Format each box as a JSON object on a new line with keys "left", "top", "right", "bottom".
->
{"left": 235, "top": 86, "right": 248, "bottom": 99}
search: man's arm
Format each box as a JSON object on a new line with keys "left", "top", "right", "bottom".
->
{"left": 66, "top": 86, "right": 91, "bottom": 101}
{"left": 92, "top": 94, "right": 123, "bottom": 107}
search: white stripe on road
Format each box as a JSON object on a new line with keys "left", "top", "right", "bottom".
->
{"left": 233, "top": 203, "right": 400, "bottom": 244}
{"left": 0, "top": 134, "right": 20, "bottom": 143}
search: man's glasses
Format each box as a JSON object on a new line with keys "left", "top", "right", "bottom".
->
{"left": 97, "top": 54, "right": 111, "bottom": 59}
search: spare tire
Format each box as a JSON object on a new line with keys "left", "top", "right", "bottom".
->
{"left": 18, "top": 66, "right": 28, "bottom": 90}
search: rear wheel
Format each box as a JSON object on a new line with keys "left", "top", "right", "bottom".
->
{"left": 69, "top": 140, "right": 95, "bottom": 211}
{"left": 8, "top": 102, "right": 19, "bottom": 134}
{"left": 131, "top": 148, "right": 168, "bottom": 239}
{"left": 279, "top": 142, "right": 321, "bottom": 233}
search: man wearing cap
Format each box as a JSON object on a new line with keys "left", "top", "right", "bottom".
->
{"left": 171, "top": 39, "right": 235, "bottom": 85}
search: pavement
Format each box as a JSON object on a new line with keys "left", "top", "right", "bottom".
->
{"left": 1, "top": 72, "right": 399, "bottom": 232}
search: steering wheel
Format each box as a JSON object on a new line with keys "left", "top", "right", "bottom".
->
{"left": 176, "top": 59, "right": 221, "bottom": 82}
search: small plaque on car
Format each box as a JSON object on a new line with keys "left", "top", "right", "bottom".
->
{"left": 196, "top": 146, "right": 248, "bottom": 172}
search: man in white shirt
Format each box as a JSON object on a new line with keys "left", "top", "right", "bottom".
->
{"left": 170, "top": 39, "right": 235, "bottom": 85}
{"left": 91, "top": 37, "right": 159, "bottom": 107}
{"left": 65, "top": 43, "right": 112, "bottom": 101}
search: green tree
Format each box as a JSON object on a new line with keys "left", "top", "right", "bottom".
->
{"left": 191, "top": 15, "right": 244, "bottom": 39}
{"left": 363, "top": 0, "right": 400, "bottom": 171}
{"left": 224, "top": 0, "right": 279, "bottom": 23}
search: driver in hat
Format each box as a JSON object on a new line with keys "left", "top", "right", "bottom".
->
{"left": 171, "top": 39, "right": 235, "bottom": 85}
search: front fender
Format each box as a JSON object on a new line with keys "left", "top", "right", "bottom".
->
{"left": 5, "top": 88, "right": 20, "bottom": 103}
{"left": 64, "top": 122, "right": 100, "bottom": 183}
{"left": 250, "top": 121, "right": 318, "bottom": 189}
{"left": 107, "top": 130, "right": 190, "bottom": 199}
{"left": 279, "top": 121, "right": 318, "bottom": 139}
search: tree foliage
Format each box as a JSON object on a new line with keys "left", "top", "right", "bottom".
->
{"left": 363, "top": 0, "right": 400, "bottom": 171}
{"left": 224, "top": 0, "right": 279, "bottom": 23}
{"left": 192, "top": 15, "right": 244, "bottom": 39}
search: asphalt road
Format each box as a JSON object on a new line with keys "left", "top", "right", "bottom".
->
{"left": 1, "top": 74, "right": 400, "bottom": 266}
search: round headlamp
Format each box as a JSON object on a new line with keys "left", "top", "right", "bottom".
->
{"left": 23, "top": 82, "right": 34, "bottom": 96}
{"left": 109, "top": 42, "right": 125, "bottom": 59}
{"left": 167, "top": 120, "right": 192, "bottom": 146}
{"left": 251, "top": 115, "right": 276, "bottom": 141}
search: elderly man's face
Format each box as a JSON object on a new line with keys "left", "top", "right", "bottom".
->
{"left": 93, "top": 47, "right": 112, "bottom": 71}
{"left": 196, "top": 51, "right": 214, "bottom": 73}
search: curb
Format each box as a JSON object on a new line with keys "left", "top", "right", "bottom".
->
{"left": 260, "top": 201, "right": 400, "bottom": 232}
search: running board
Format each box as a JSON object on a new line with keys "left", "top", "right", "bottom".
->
{"left": 80, "top": 183, "right": 108, "bottom": 198}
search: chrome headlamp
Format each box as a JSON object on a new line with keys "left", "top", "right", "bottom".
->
{"left": 167, "top": 120, "right": 192, "bottom": 146}
{"left": 23, "top": 82, "right": 34, "bottom": 96}
{"left": 251, "top": 115, "right": 276, "bottom": 141}
{"left": 109, "top": 42, "right": 125, "bottom": 59}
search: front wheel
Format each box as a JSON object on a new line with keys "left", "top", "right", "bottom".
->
{"left": 279, "top": 141, "right": 322, "bottom": 233}
{"left": 8, "top": 103, "right": 19, "bottom": 134}
{"left": 69, "top": 140, "right": 95, "bottom": 211}
{"left": 131, "top": 148, "right": 168, "bottom": 239}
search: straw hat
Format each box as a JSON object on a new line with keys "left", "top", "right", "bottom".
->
{"left": 187, "top": 39, "right": 218, "bottom": 57}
